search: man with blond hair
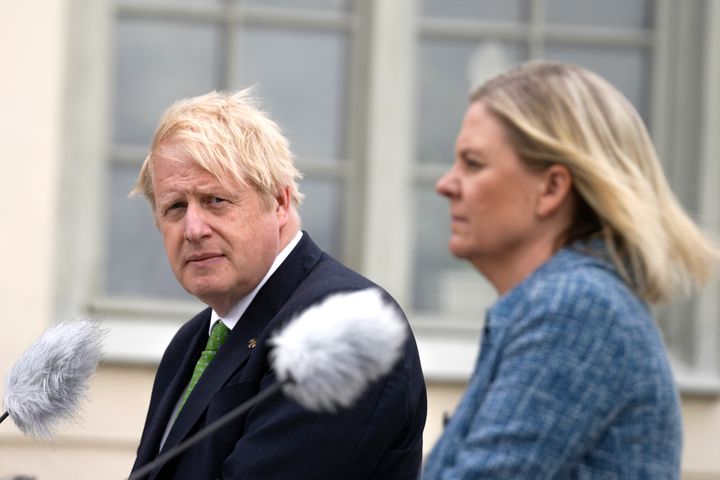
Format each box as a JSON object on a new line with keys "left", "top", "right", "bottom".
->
{"left": 130, "top": 90, "right": 426, "bottom": 479}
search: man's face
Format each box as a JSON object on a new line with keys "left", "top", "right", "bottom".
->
{"left": 151, "top": 141, "right": 285, "bottom": 315}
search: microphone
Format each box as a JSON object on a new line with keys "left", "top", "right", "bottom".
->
{"left": 1, "top": 320, "right": 106, "bottom": 439}
{"left": 270, "top": 287, "right": 407, "bottom": 412}
{"left": 129, "top": 287, "right": 407, "bottom": 480}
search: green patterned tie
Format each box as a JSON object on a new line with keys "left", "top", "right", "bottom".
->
{"left": 178, "top": 320, "right": 231, "bottom": 412}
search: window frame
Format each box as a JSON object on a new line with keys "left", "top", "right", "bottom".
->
{"left": 59, "top": 0, "right": 720, "bottom": 393}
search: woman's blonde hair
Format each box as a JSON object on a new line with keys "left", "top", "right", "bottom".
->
{"left": 132, "top": 88, "right": 303, "bottom": 211}
{"left": 472, "top": 61, "right": 719, "bottom": 303}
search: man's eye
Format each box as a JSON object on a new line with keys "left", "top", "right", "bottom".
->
{"left": 163, "top": 202, "right": 185, "bottom": 215}
{"left": 209, "top": 197, "right": 227, "bottom": 204}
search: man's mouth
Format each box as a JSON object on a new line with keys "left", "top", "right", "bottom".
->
{"left": 186, "top": 252, "right": 224, "bottom": 266}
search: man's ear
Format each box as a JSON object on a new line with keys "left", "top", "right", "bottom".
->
{"left": 274, "top": 186, "right": 292, "bottom": 225}
{"left": 536, "top": 164, "right": 573, "bottom": 218}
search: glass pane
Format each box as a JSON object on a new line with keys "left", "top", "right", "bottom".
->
{"left": 113, "top": 20, "right": 220, "bottom": 147}
{"left": 296, "top": 178, "right": 343, "bottom": 259}
{"left": 657, "top": 301, "right": 697, "bottom": 368}
{"left": 546, "top": 0, "right": 654, "bottom": 29}
{"left": 243, "top": 0, "right": 352, "bottom": 11}
{"left": 412, "top": 187, "right": 496, "bottom": 317}
{"left": 105, "top": 162, "right": 192, "bottom": 299}
{"left": 418, "top": 40, "right": 527, "bottom": 164}
{"left": 543, "top": 46, "right": 651, "bottom": 124}
{"left": 233, "top": 27, "right": 348, "bottom": 161}
{"left": 422, "top": 0, "right": 528, "bottom": 22}
{"left": 117, "top": 0, "right": 219, "bottom": 5}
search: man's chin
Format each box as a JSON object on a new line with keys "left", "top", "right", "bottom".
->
{"left": 182, "top": 281, "right": 224, "bottom": 302}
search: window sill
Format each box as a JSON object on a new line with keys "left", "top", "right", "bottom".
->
{"left": 96, "top": 303, "right": 720, "bottom": 397}
{"left": 411, "top": 318, "right": 720, "bottom": 396}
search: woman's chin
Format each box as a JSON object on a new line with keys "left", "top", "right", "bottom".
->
{"left": 447, "top": 240, "right": 471, "bottom": 260}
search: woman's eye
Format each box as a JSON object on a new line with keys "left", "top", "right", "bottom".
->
{"left": 465, "top": 159, "right": 483, "bottom": 171}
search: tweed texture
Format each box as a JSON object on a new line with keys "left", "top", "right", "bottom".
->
{"left": 423, "top": 245, "right": 682, "bottom": 479}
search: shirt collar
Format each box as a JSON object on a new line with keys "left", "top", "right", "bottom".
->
{"left": 209, "top": 230, "right": 303, "bottom": 335}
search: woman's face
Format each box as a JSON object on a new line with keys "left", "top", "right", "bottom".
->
{"left": 436, "top": 101, "right": 550, "bottom": 280}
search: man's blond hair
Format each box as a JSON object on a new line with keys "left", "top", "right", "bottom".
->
{"left": 132, "top": 89, "right": 303, "bottom": 211}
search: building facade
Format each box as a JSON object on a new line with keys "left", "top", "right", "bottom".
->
{"left": 1, "top": 0, "right": 719, "bottom": 478}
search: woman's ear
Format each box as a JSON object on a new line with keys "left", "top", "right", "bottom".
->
{"left": 536, "top": 164, "right": 573, "bottom": 218}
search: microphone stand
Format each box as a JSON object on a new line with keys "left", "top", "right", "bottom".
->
{"left": 128, "top": 379, "right": 289, "bottom": 480}
{"left": 0, "top": 411, "right": 8, "bottom": 424}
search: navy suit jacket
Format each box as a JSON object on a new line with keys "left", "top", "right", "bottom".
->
{"left": 131, "top": 233, "right": 427, "bottom": 479}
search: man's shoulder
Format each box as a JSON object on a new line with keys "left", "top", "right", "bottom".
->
{"left": 287, "top": 252, "right": 390, "bottom": 313}
{"left": 308, "top": 252, "right": 375, "bottom": 288}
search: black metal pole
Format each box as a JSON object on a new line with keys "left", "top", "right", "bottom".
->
{"left": 0, "top": 411, "right": 9, "bottom": 424}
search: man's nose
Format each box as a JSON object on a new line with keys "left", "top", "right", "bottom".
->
{"left": 183, "top": 204, "right": 212, "bottom": 241}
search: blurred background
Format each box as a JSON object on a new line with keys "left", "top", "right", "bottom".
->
{"left": 1, "top": 0, "right": 719, "bottom": 478}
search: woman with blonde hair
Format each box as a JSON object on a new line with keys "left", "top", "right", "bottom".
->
{"left": 423, "top": 61, "right": 719, "bottom": 479}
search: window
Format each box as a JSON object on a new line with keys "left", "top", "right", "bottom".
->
{"left": 61, "top": 0, "right": 720, "bottom": 389}
{"left": 106, "top": 0, "right": 356, "bottom": 302}
{"left": 412, "top": 0, "right": 653, "bottom": 321}
{"left": 406, "top": 0, "right": 720, "bottom": 389}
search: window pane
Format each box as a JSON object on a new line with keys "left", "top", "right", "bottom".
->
{"left": 422, "top": 0, "right": 528, "bottom": 22}
{"left": 412, "top": 187, "right": 496, "bottom": 317}
{"left": 233, "top": 27, "right": 348, "bottom": 161}
{"left": 117, "top": 0, "right": 220, "bottom": 5}
{"left": 546, "top": 0, "right": 654, "bottom": 29}
{"left": 417, "top": 40, "right": 526, "bottom": 164}
{"left": 243, "top": 0, "right": 352, "bottom": 11}
{"left": 113, "top": 20, "right": 220, "bottom": 147}
{"left": 658, "top": 301, "right": 697, "bottom": 368}
{"left": 543, "top": 46, "right": 651, "bottom": 123}
{"left": 105, "top": 162, "right": 192, "bottom": 299}
{"left": 297, "top": 178, "right": 343, "bottom": 259}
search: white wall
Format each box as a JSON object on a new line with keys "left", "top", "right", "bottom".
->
{"left": 0, "top": 3, "right": 147, "bottom": 478}
{"left": 0, "top": 1, "right": 64, "bottom": 382}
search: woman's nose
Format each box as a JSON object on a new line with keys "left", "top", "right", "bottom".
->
{"left": 436, "top": 167, "right": 458, "bottom": 198}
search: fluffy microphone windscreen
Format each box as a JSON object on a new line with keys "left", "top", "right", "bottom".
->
{"left": 269, "top": 288, "right": 407, "bottom": 412}
{"left": 3, "top": 320, "right": 105, "bottom": 439}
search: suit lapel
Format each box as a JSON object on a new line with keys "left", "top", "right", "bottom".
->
{"left": 159, "top": 297, "right": 272, "bottom": 455}
{"left": 158, "top": 233, "right": 324, "bottom": 456}
{"left": 136, "top": 310, "right": 210, "bottom": 468}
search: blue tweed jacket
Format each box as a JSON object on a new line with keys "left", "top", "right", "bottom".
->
{"left": 423, "top": 245, "right": 682, "bottom": 479}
